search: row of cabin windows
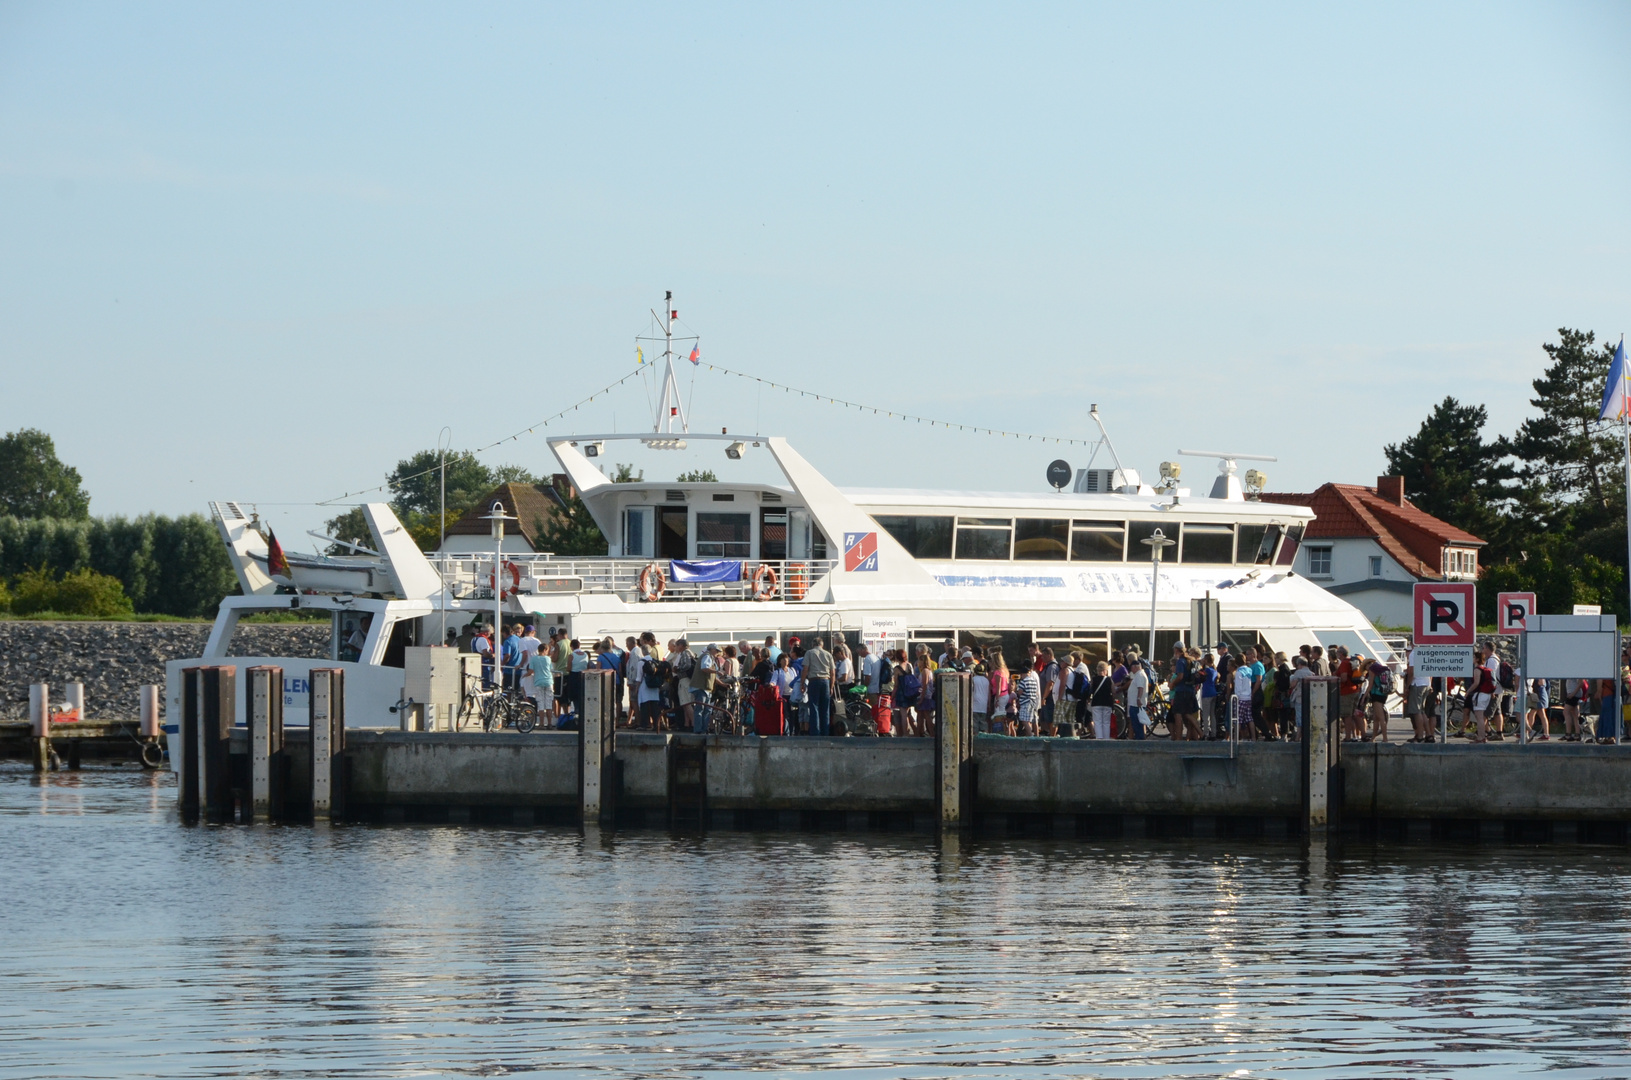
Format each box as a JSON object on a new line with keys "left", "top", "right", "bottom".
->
{"left": 873, "top": 515, "right": 1301, "bottom": 565}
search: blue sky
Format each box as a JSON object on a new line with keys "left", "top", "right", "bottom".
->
{"left": 1, "top": 2, "right": 1627, "bottom": 545}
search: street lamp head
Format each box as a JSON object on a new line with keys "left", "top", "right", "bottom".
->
{"left": 1140, "top": 527, "right": 1177, "bottom": 562}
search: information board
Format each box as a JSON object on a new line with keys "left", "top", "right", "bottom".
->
{"left": 1409, "top": 645, "right": 1476, "bottom": 677}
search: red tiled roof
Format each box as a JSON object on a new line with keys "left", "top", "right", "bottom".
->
{"left": 444, "top": 476, "right": 575, "bottom": 549}
{"left": 1260, "top": 481, "right": 1484, "bottom": 579}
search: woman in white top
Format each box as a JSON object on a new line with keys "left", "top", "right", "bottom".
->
{"left": 771, "top": 653, "right": 799, "bottom": 734}
{"left": 635, "top": 645, "right": 665, "bottom": 730}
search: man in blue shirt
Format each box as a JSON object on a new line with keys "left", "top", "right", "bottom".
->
{"left": 764, "top": 634, "right": 782, "bottom": 665}
{"left": 501, "top": 624, "right": 524, "bottom": 691}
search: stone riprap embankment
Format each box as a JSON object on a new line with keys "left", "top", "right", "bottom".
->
{"left": 0, "top": 621, "right": 330, "bottom": 722}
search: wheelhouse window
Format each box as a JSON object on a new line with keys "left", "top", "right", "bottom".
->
{"left": 1013, "top": 518, "right": 1069, "bottom": 561}
{"left": 874, "top": 515, "right": 953, "bottom": 559}
{"left": 955, "top": 517, "right": 1013, "bottom": 560}
{"left": 1307, "top": 545, "right": 1333, "bottom": 576}
{"left": 695, "top": 512, "right": 751, "bottom": 558}
{"left": 1181, "top": 523, "right": 1234, "bottom": 565}
{"left": 1070, "top": 521, "right": 1126, "bottom": 562}
{"left": 1277, "top": 523, "right": 1304, "bottom": 566}
{"left": 1237, "top": 523, "right": 1281, "bottom": 565}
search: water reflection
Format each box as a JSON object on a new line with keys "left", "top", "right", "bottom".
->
{"left": 3, "top": 763, "right": 1631, "bottom": 1078}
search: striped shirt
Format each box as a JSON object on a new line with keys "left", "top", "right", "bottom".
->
{"left": 1015, "top": 671, "right": 1041, "bottom": 724}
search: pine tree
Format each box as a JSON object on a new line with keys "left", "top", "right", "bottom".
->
{"left": 1383, "top": 396, "right": 1514, "bottom": 550}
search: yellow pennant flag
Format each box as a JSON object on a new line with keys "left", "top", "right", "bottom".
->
{"left": 636, "top": 346, "right": 644, "bottom": 364}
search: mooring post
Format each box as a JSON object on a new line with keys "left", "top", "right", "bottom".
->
{"left": 248, "top": 666, "right": 285, "bottom": 823}
{"left": 29, "top": 682, "right": 49, "bottom": 772}
{"left": 138, "top": 684, "right": 161, "bottom": 738}
{"left": 309, "top": 668, "right": 346, "bottom": 821}
{"left": 581, "top": 668, "right": 617, "bottom": 825}
{"left": 179, "top": 668, "right": 201, "bottom": 814}
{"left": 200, "top": 666, "right": 237, "bottom": 821}
{"left": 1302, "top": 676, "right": 1334, "bottom": 836}
{"left": 935, "top": 671, "right": 973, "bottom": 829}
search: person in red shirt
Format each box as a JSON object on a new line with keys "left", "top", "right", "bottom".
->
{"left": 1335, "top": 647, "right": 1364, "bottom": 741}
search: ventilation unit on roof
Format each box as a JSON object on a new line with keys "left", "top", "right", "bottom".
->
{"left": 760, "top": 491, "right": 782, "bottom": 503}
{"left": 665, "top": 490, "right": 686, "bottom": 502}
{"left": 1074, "top": 468, "right": 1141, "bottom": 493}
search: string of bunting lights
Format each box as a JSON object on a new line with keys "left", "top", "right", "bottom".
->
{"left": 317, "top": 358, "right": 1093, "bottom": 508}
{"left": 316, "top": 366, "right": 647, "bottom": 506}
{"left": 697, "top": 362, "right": 1099, "bottom": 446}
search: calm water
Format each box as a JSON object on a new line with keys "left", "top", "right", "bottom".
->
{"left": 4, "top": 765, "right": 1631, "bottom": 1078}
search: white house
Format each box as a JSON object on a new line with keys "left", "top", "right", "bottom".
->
{"left": 1261, "top": 476, "right": 1484, "bottom": 629}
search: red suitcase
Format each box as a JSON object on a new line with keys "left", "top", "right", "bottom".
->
{"left": 752, "top": 684, "right": 784, "bottom": 736}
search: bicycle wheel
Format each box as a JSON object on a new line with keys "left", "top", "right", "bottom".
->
{"left": 514, "top": 700, "right": 538, "bottom": 733}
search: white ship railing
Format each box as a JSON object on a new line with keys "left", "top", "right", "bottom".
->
{"left": 427, "top": 555, "right": 837, "bottom": 604}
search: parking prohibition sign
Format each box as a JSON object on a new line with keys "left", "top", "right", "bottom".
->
{"left": 1496, "top": 591, "right": 1535, "bottom": 635}
{"left": 1412, "top": 582, "right": 1475, "bottom": 645}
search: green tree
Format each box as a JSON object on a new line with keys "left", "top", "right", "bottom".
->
{"left": 0, "top": 429, "right": 90, "bottom": 519}
{"left": 1383, "top": 397, "right": 1516, "bottom": 553}
{"left": 11, "top": 566, "right": 135, "bottom": 617}
{"left": 533, "top": 480, "right": 607, "bottom": 557}
{"left": 612, "top": 463, "right": 643, "bottom": 483}
{"left": 677, "top": 469, "right": 718, "bottom": 483}
{"left": 387, "top": 450, "right": 497, "bottom": 518}
{"left": 1511, "top": 328, "right": 1623, "bottom": 522}
{"left": 322, "top": 507, "right": 372, "bottom": 555}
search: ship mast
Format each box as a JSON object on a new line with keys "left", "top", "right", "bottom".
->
{"left": 643, "top": 290, "right": 698, "bottom": 434}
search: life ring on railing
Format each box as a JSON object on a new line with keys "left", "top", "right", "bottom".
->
{"left": 786, "top": 562, "right": 809, "bottom": 601}
{"left": 488, "top": 560, "right": 522, "bottom": 599}
{"left": 638, "top": 562, "right": 666, "bottom": 602}
{"left": 752, "top": 563, "right": 778, "bottom": 601}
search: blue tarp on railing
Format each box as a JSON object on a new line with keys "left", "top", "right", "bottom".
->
{"left": 668, "top": 559, "right": 743, "bottom": 584}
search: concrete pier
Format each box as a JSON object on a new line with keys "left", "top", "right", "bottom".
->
{"left": 213, "top": 729, "right": 1631, "bottom": 840}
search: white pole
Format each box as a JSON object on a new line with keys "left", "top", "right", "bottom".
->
{"left": 1148, "top": 548, "right": 1161, "bottom": 664}
{"left": 1622, "top": 337, "right": 1629, "bottom": 631}
{"left": 495, "top": 515, "right": 505, "bottom": 687}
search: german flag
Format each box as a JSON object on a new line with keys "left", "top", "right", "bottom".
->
{"left": 267, "top": 528, "right": 292, "bottom": 580}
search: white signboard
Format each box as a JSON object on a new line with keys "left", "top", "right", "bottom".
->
{"left": 1527, "top": 632, "right": 1619, "bottom": 679}
{"left": 1573, "top": 604, "right": 1603, "bottom": 616}
{"left": 862, "top": 617, "right": 907, "bottom": 643}
{"left": 1410, "top": 645, "right": 1476, "bottom": 677}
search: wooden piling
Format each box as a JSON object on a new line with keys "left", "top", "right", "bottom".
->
{"left": 309, "top": 668, "right": 346, "bottom": 821}
{"left": 29, "top": 682, "right": 49, "bottom": 773}
{"left": 1301, "top": 676, "right": 1336, "bottom": 836}
{"left": 581, "top": 669, "right": 617, "bottom": 825}
{"left": 179, "top": 669, "right": 200, "bottom": 815}
{"left": 935, "top": 671, "right": 974, "bottom": 828}
{"left": 200, "top": 667, "right": 237, "bottom": 821}
{"left": 248, "top": 666, "right": 285, "bottom": 822}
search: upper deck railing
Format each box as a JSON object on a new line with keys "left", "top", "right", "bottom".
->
{"left": 426, "top": 555, "right": 837, "bottom": 604}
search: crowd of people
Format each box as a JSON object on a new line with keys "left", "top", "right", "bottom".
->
{"left": 444, "top": 621, "right": 1628, "bottom": 744}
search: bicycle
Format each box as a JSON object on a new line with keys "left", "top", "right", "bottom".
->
{"left": 458, "top": 674, "right": 539, "bottom": 733}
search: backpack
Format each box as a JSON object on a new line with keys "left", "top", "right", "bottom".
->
{"left": 897, "top": 670, "right": 922, "bottom": 706}
{"left": 644, "top": 659, "right": 670, "bottom": 690}
{"left": 1372, "top": 664, "right": 1392, "bottom": 696}
{"left": 674, "top": 650, "right": 696, "bottom": 678}
{"left": 1498, "top": 661, "right": 1515, "bottom": 691}
{"left": 1070, "top": 669, "right": 1091, "bottom": 701}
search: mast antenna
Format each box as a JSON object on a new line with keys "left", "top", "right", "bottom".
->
{"left": 637, "top": 290, "right": 700, "bottom": 434}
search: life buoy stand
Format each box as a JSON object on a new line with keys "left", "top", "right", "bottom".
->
{"left": 488, "top": 560, "right": 522, "bottom": 599}
{"left": 752, "top": 564, "right": 778, "bottom": 601}
{"left": 639, "top": 562, "right": 666, "bottom": 602}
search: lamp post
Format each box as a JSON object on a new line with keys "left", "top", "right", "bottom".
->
{"left": 436, "top": 426, "right": 452, "bottom": 646}
{"left": 484, "top": 501, "right": 517, "bottom": 685}
{"left": 1140, "top": 528, "right": 1176, "bottom": 666}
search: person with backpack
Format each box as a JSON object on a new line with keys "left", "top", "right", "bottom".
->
{"left": 1468, "top": 641, "right": 1500, "bottom": 743}
{"left": 1365, "top": 658, "right": 1394, "bottom": 742}
{"left": 1088, "top": 661, "right": 1116, "bottom": 740}
{"left": 1168, "top": 647, "right": 1200, "bottom": 740}
{"left": 1494, "top": 650, "right": 1518, "bottom": 740}
{"left": 895, "top": 655, "right": 924, "bottom": 736}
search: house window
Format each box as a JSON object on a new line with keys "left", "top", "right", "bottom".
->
{"left": 1370, "top": 556, "right": 1382, "bottom": 577}
{"left": 1307, "top": 546, "right": 1333, "bottom": 576}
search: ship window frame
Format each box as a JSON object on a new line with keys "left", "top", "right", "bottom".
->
{"left": 694, "top": 511, "right": 752, "bottom": 558}
{"left": 954, "top": 516, "right": 1013, "bottom": 561}
{"left": 1181, "top": 522, "right": 1235, "bottom": 565}
{"left": 1069, "top": 520, "right": 1127, "bottom": 562}
{"left": 873, "top": 514, "right": 953, "bottom": 560}
{"left": 1013, "top": 518, "right": 1070, "bottom": 561}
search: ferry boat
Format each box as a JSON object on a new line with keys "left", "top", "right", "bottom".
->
{"left": 165, "top": 304, "right": 1396, "bottom": 748}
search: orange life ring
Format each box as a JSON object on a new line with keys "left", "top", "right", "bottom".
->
{"left": 488, "top": 560, "right": 522, "bottom": 599}
{"left": 752, "top": 563, "right": 778, "bottom": 601}
{"left": 638, "top": 562, "right": 666, "bottom": 602}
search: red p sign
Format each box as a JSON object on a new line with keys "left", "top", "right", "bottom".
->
{"left": 1413, "top": 582, "right": 1475, "bottom": 645}
{"left": 1496, "top": 591, "right": 1535, "bottom": 635}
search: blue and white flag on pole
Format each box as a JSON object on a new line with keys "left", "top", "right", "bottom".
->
{"left": 1599, "top": 336, "right": 1628, "bottom": 421}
